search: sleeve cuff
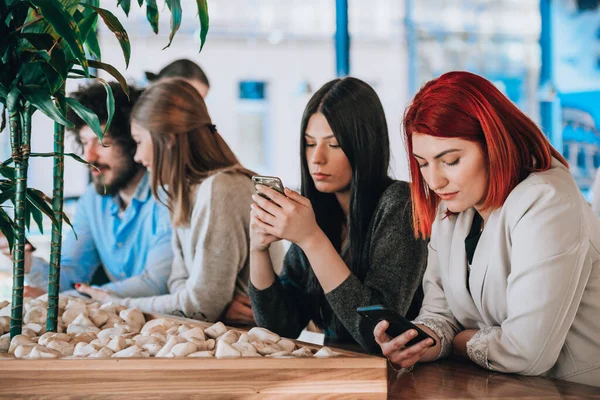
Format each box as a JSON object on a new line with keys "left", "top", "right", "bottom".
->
{"left": 101, "top": 282, "right": 123, "bottom": 297}
{"left": 323, "top": 272, "right": 356, "bottom": 304}
{"left": 248, "top": 277, "right": 282, "bottom": 304}
{"left": 413, "top": 317, "right": 455, "bottom": 360}
{"left": 466, "top": 326, "right": 500, "bottom": 370}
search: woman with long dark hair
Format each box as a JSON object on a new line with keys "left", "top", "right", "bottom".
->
{"left": 375, "top": 71, "right": 600, "bottom": 386}
{"left": 249, "top": 77, "right": 428, "bottom": 352}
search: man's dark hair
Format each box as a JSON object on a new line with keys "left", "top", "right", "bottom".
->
{"left": 67, "top": 82, "right": 142, "bottom": 155}
{"left": 145, "top": 59, "right": 210, "bottom": 88}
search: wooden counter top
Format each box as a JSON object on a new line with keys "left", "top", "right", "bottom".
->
{"left": 388, "top": 358, "right": 600, "bottom": 399}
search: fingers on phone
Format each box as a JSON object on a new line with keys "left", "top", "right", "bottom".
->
{"left": 403, "top": 338, "right": 433, "bottom": 358}
{"left": 373, "top": 320, "right": 391, "bottom": 344}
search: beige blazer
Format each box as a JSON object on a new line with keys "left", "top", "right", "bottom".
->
{"left": 414, "top": 159, "right": 600, "bottom": 386}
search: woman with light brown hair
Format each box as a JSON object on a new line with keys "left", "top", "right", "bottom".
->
{"left": 76, "top": 78, "right": 274, "bottom": 324}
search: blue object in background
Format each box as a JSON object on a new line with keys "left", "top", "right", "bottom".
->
{"left": 486, "top": 74, "right": 526, "bottom": 110}
{"left": 237, "top": 80, "right": 272, "bottom": 173}
{"left": 335, "top": 0, "right": 349, "bottom": 77}
{"left": 239, "top": 81, "right": 266, "bottom": 100}
{"left": 540, "top": 0, "right": 600, "bottom": 198}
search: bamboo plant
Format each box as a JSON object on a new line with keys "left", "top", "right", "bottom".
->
{"left": 0, "top": 0, "right": 209, "bottom": 339}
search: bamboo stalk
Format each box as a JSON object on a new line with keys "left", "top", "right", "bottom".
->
{"left": 46, "top": 89, "right": 66, "bottom": 332}
{"left": 8, "top": 102, "right": 29, "bottom": 339}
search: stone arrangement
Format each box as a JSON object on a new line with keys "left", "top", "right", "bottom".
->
{"left": 0, "top": 296, "right": 338, "bottom": 359}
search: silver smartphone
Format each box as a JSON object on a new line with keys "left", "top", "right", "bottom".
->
{"left": 252, "top": 175, "right": 285, "bottom": 201}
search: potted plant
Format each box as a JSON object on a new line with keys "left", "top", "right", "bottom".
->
{"left": 0, "top": 0, "right": 209, "bottom": 339}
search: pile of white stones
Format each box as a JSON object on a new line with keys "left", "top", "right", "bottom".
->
{"left": 0, "top": 296, "right": 338, "bottom": 359}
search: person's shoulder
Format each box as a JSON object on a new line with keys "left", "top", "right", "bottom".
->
{"left": 210, "top": 170, "right": 254, "bottom": 191}
{"left": 505, "top": 160, "right": 580, "bottom": 214}
{"left": 376, "top": 180, "right": 412, "bottom": 213}
{"left": 77, "top": 183, "right": 106, "bottom": 211}
{"left": 380, "top": 180, "right": 411, "bottom": 201}
{"left": 196, "top": 170, "right": 254, "bottom": 209}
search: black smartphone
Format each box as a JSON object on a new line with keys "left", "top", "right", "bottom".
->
{"left": 251, "top": 175, "right": 285, "bottom": 201}
{"left": 357, "top": 305, "right": 436, "bottom": 348}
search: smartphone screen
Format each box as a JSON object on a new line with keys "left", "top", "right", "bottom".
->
{"left": 357, "top": 305, "right": 436, "bottom": 347}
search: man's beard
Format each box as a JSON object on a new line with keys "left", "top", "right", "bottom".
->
{"left": 92, "top": 157, "right": 143, "bottom": 196}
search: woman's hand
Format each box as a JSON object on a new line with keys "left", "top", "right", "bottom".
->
{"left": 223, "top": 294, "right": 255, "bottom": 326}
{"left": 75, "top": 283, "right": 111, "bottom": 302}
{"left": 374, "top": 320, "right": 438, "bottom": 369}
{"left": 250, "top": 205, "right": 281, "bottom": 252}
{"left": 251, "top": 185, "right": 321, "bottom": 249}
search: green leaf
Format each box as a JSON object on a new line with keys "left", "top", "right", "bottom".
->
{"left": 48, "top": 44, "right": 69, "bottom": 78}
{"left": 17, "top": 86, "right": 73, "bottom": 128}
{"left": 62, "top": 211, "right": 75, "bottom": 238}
{"left": 28, "top": 201, "right": 44, "bottom": 234}
{"left": 18, "top": 61, "right": 46, "bottom": 87}
{"left": 29, "top": 0, "right": 89, "bottom": 76}
{"left": 163, "top": 0, "right": 182, "bottom": 50}
{"left": 68, "top": 68, "right": 90, "bottom": 76}
{"left": 0, "top": 159, "right": 14, "bottom": 181}
{"left": 196, "top": 0, "right": 209, "bottom": 51}
{"left": 0, "top": 208, "right": 15, "bottom": 251}
{"left": 30, "top": 151, "right": 105, "bottom": 197}
{"left": 65, "top": 97, "right": 102, "bottom": 141}
{"left": 61, "top": 0, "right": 80, "bottom": 15}
{"left": 77, "top": 11, "right": 98, "bottom": 42}
{"left": 137, "top": 0, "right": 143, "bottom": 6}
{"left": 117, "top": 0, "right": 131, "bottom": 16}
{"left": 83, "top": 16, "right": 101, "bottom": 60}
{"left": 20, "top": 33, "right": 56, "bottom": 51}
{"left": 84, "top": 31, "right": 101, "bottom": 60}
{"left": 80, "top": 0, "right": 99, "bottom": 7}
{"left": 81, "top": 5, "right": 130, "bottom": 68}
{"left": 95, "top": 78, "right": 114, "bottom": 135}
{"left": 0, "top": 82, "right": 7, "bottom": 99}
{"left": 86, "top": 59, "right": 129, "bottom": 99}
{"left": 30, "top": 151, "right": 94, "bottom": 167}
{"left": 25, "top": 188, "right": 45, "bottom": 234}
{"left": 0, "top": 184, "right": 15, "bottom": 204}
{"left": 40, "top": 62, "right": 63, "bottom": 95}
{"left": 20, "top": 6, "right": 49, "bottom": 35}
{"left": 25, "top": 187, "right": 59, "bottom": 229}
{"left": 19, "top": 47, "right": 51, "bottom": 65}
{"left": 146, "top": 0, "right": 159, "bottom": 34}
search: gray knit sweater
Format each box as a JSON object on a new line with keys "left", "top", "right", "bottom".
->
{"left": 250, "top": 181, "right": 428, "bottom": 352}
{"left": 113, "top": 172, "right": 254, "bottom": 321}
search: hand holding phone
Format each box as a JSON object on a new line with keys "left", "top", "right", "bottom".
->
{"left": 252, "top": 175, "right": 285, "bottom": 202}
{"left": 357, "top": 305, "right": 436, "bottom": 348}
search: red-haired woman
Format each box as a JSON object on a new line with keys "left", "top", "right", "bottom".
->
{"left": 374, "top": 71, "right": 600, "bottom": 386}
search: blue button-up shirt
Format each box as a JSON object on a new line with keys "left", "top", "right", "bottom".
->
{"left": 27, "top": 172, "right": 173, "bottom": 297}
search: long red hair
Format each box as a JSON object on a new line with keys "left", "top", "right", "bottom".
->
{"left": 404, "top": 71, "right": 568, "bottom": 238}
